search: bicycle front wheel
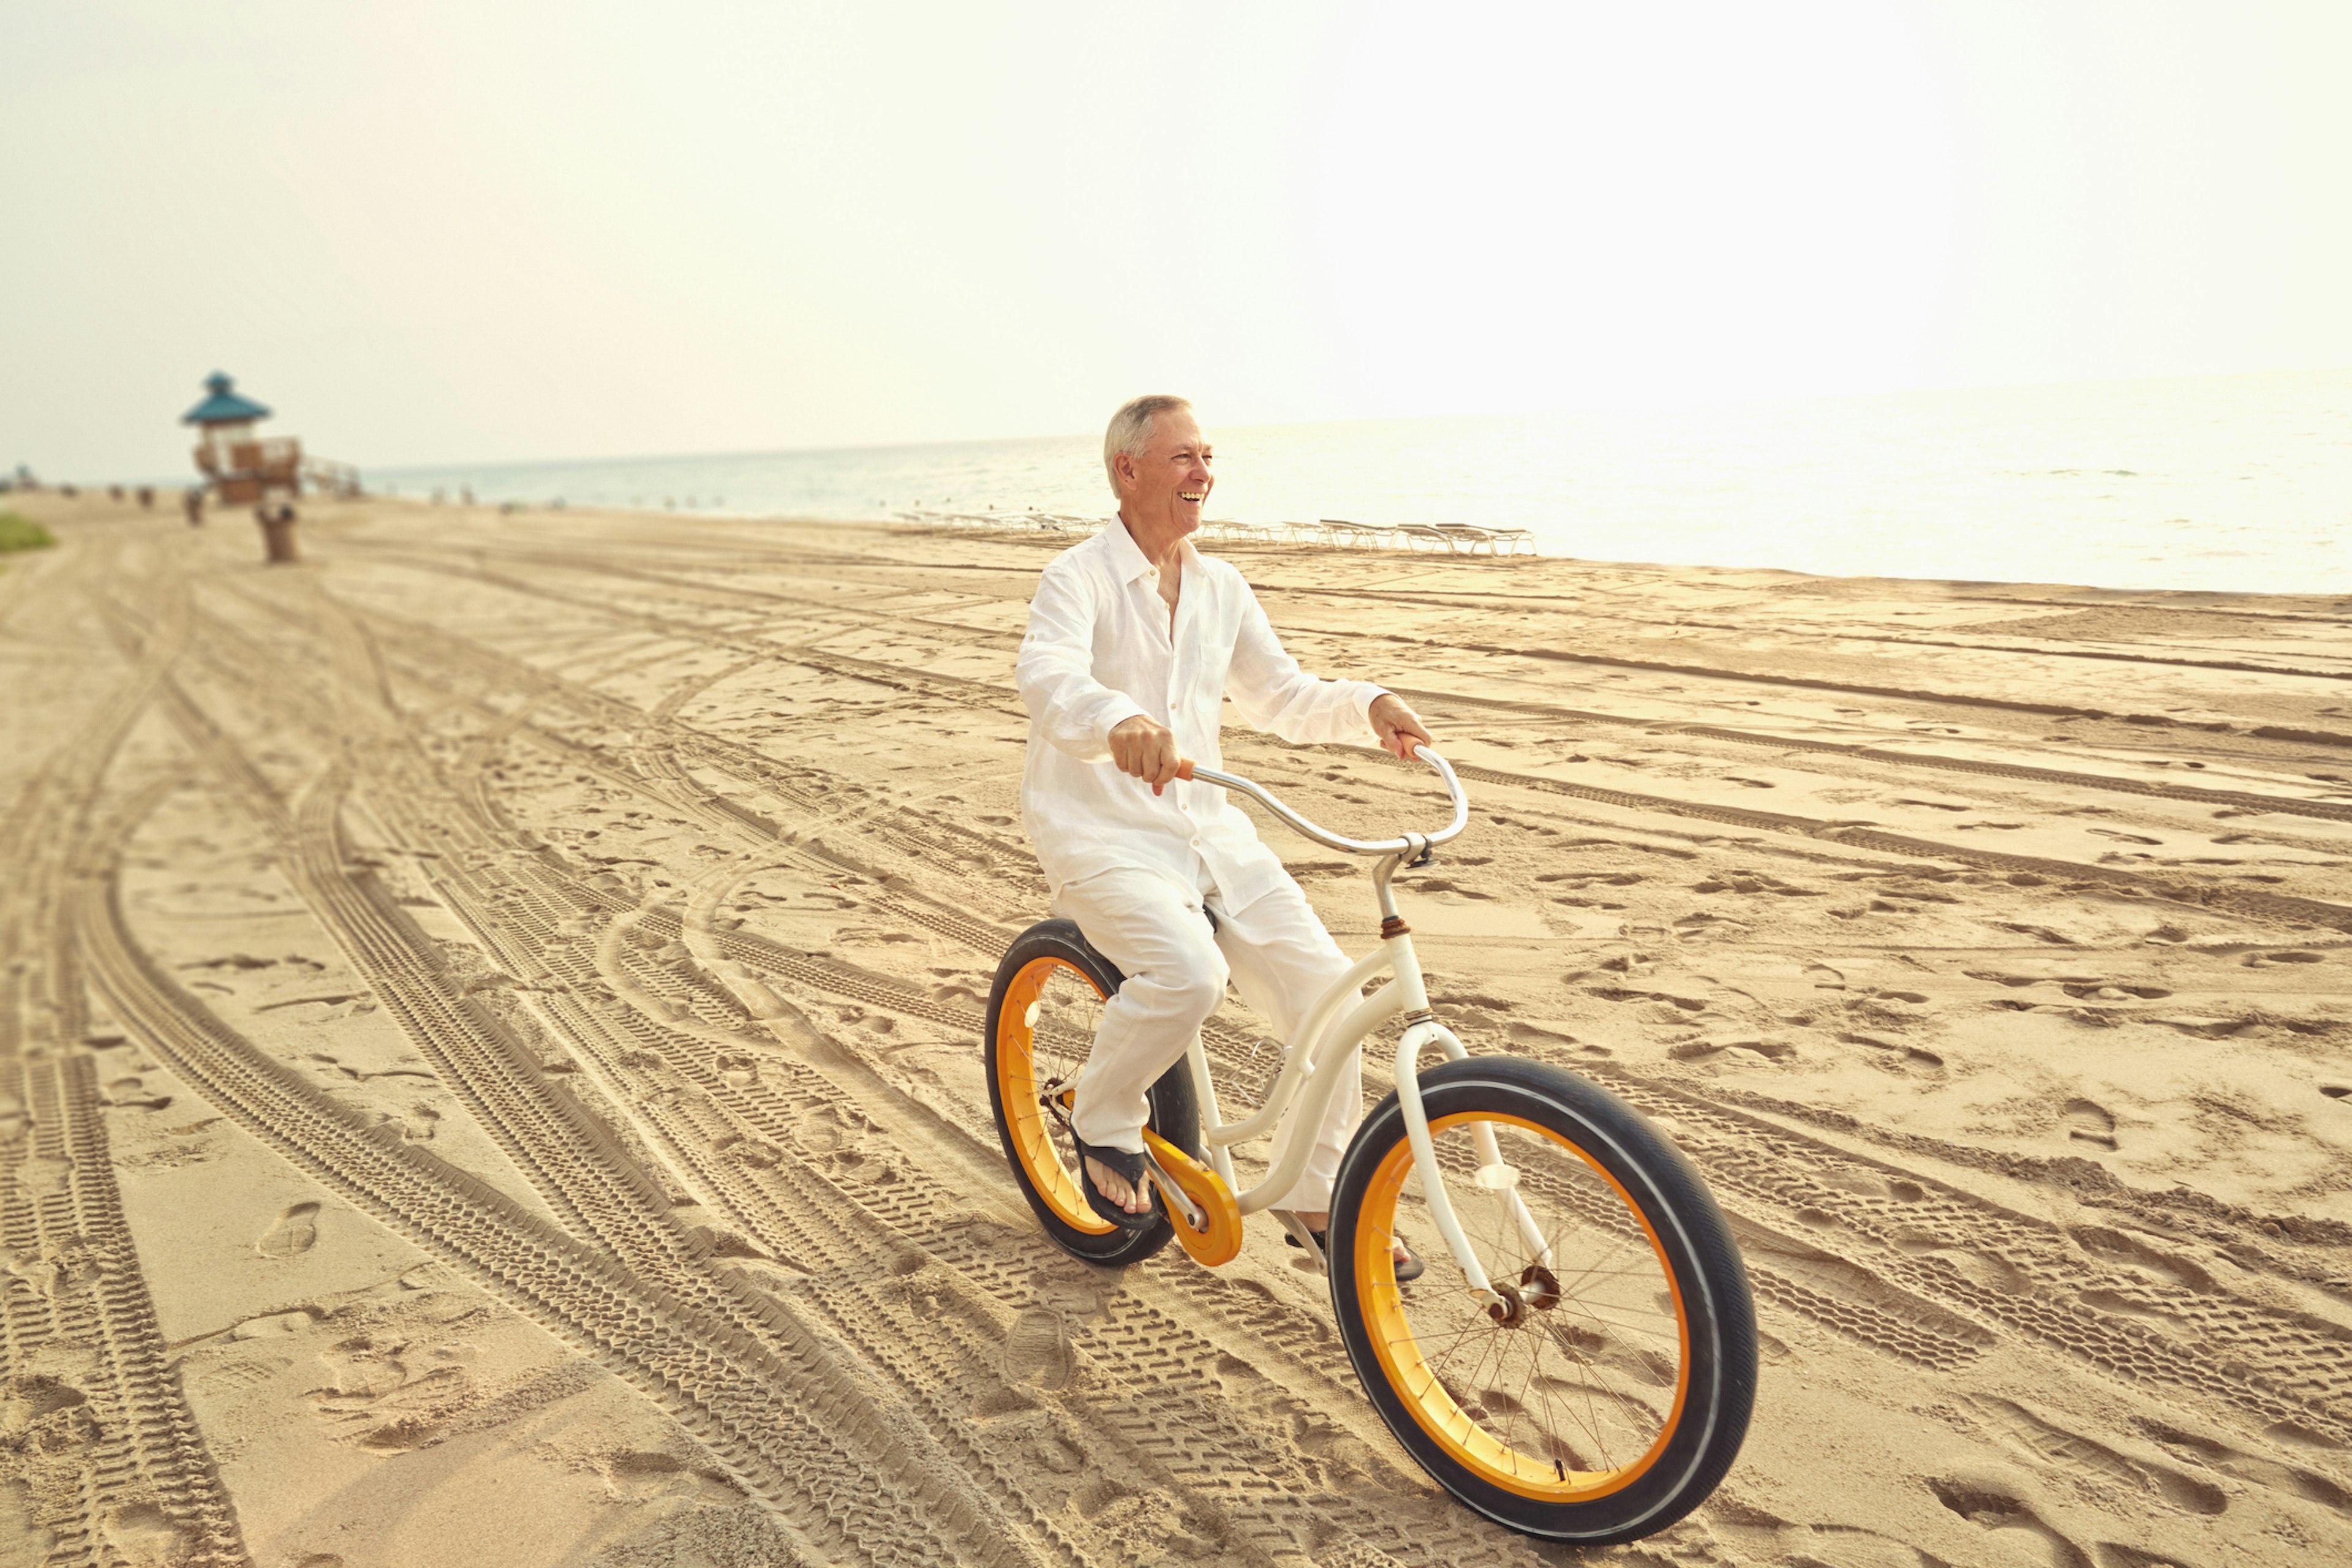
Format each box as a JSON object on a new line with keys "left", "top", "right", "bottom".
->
{"left": 1328, "top": 1056, "right": 1755, "bottom": 1544}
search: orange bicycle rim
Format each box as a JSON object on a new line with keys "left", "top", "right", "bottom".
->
{"left": 1353, "top": 1111, "right": 1691, "bottom": 1501}
{"left": 996, "top": 956, "right": 1115, "bottom": 1235}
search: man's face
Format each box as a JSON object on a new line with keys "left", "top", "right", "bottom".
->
{"left": 1120, "top": 411, "right": 1213, "bottom": 538}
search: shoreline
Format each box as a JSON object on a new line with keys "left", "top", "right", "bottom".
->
{"left": 262, "top": 488, "right": 2352, "bottom": 605}
{"left": 4, "top": 489, "right": 2350, "bottom": 1567}
{"left": 21, "top": 482, "right": 2352, "bottom": 606}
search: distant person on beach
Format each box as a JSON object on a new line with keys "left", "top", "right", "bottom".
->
{"left": 1015, "top": 394, "right": 1432, "bottom": 1267}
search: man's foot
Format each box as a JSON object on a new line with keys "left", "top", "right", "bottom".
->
{"left": 1086, "top": 1155, "right": 1153, "bottom": 1216}
{"left": 1068, "top": 1131, "right": 1158, "bottom": 1231}
{"left": 1281, "top": 1210, "right": 1423, "bottom": 1277}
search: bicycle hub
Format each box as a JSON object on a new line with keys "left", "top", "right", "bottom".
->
{"left": 1521, "top": 1264, "right": 1562, "bottom": 1311}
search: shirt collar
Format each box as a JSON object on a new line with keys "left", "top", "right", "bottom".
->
{"left": 1102, "top": 516, "right": 1199, "bottom": 584}
{"left": 1101, "top": 517, "right": 1156, "bottom": 583}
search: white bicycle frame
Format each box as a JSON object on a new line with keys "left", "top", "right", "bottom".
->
{"left": 1171, "top": 747, "right": 1548, "bottom": 1310}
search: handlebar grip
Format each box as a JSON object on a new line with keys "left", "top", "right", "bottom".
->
{"left": 1174, "top": 759, "right": 1196, "bottom": 782}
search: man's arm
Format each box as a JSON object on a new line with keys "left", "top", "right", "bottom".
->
{"left": 1227, "top": 588, "right": 1430, "bottom": 758}
{"left": 1014, "top": 564, "right": 1150, "bottom": 761}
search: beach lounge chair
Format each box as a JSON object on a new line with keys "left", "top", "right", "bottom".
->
{"left": 1319, "top": 519, "right": 1395, "bottom": 549}
{"left": 1429, "top": 523, "right": 1499, "bottom": 554}
{"left": 1392, "top": 524, "right": 1457, "bottom": 552}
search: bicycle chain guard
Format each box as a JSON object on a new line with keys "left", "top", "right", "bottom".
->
{"left": 1142, "top": 1128, "right": 1243, "bottom": 1268}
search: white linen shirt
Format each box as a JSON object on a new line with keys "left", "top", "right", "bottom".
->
{"left": 1016, "top": 519, "right": 1387, "bottom": 910}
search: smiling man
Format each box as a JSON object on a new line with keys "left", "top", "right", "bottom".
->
{"left": 1014, "top": 394, "right": 1431, "bottom": 1271}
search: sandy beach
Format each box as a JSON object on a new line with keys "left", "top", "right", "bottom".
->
{"left": 6, "top": 490, "right": 2352, "bottom": 1568}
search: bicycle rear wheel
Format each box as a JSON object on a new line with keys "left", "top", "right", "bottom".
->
{"left": 1328, "top": 1056, "right": 1754, "bottom": 1543}
{"left": 984, "top": 919, "right": 1199, "bottom": 1266}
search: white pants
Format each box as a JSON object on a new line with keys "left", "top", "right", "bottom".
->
{"left": 1055, "top": 859, "right": 1359, "bottom": 1213}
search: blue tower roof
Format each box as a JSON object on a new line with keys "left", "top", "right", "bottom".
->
{"left": 181, "top": 371, "right": 272, "bottom": 426}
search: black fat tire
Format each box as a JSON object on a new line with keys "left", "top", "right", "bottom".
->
{"left": 1328, "top": 1055, "right": 1756, "bottom": 1543}
{"left": 985, "top": 919, "right": 1201, "bottom": 1267}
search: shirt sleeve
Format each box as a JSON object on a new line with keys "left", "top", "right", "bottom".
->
{"left": 1016, "top": 561, "right": 1151, "bottom": 762}
{"left": 1225, "top": 579, "right": 1387, "bottom": 745}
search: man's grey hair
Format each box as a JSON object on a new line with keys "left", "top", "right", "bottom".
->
{"left": 1103, "top": 394, "right": 1193, "bottom": 501}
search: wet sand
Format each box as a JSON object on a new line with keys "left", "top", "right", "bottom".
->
{"left": 4, "top": 491, "right": 2351, "bottom": 1567}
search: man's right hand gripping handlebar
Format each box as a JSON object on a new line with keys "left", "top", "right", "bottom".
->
{"left": 1107, "top": 714, "right": 1186, "bottom": 796}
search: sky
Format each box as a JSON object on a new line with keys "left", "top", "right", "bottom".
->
{"left": 6, "top": 1, "right": 2351, "bottom": 479}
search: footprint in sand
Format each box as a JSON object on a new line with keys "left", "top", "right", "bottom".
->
{"left": 1975, "top": 1398, "right": 2225, "bottom": 1516}
{"left": 1000, "top": 1307, "right": 1074, "bottom": 1390}
{"left": 1926, "top": 1472, "right": 2093, "bottom": 1568}
{"left": 599, "top": 1450, "right": 743, "bottom": 1504}
{"left": 2059, "top": 982, "right": 2172, "bottom": 1001}
{"left": 2135, "top": 1416, "right": 2352, "bottom": 1515}
{"left": 1999, "top": 921, "right": 2081, "bottom": 946}
{"left": 102, "top": 1502, "right": 191, "bottom": 1568}
{"left": 386, "top": 1103, "right": 440, "bottom": 1143}
{"left": 0, "top": 1376, "right": 94, "bottom": 1460}
{"left": 0, "top": 1483, "right": 53, "bottom": 1561}
{"left": 1838, "top": 1033, "right": 1945, "bottom": 1077}
{"left": 2064, "top": 1099, "right": 2118, "bottom": 1151}
{"left": 1030, "top": 1433, "right": 1085, "bottom": 1474}
{"left": 258, "top": 1202, "right": 321, "bottom": 1259}
{"left": 102, "top": 1077, "right": 172, "bottom": 1111}
{"left": 2099, "top": 1548, "right": 2198, "bottom": 1568}
{"left": 314, "top": 1335, "right": 409, "bottom": 1401}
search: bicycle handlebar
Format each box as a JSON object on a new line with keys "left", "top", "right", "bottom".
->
{"left": 1174, "top": 746, "right": 1469, "bottom": 857}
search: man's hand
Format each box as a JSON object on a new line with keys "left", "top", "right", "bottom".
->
{"left": 1369, "top": 693, "right": 1433, "bottom": 761}
{"left": 1109, "top": 714, "right": 1184, "bottom": 795}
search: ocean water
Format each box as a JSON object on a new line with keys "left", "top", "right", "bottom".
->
{"left": 377, "top": 369, "right": 2352, "bottom": 596}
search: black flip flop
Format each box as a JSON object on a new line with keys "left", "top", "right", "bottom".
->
{"left": 1285, "top": 1223, "right": 1427, "bottom": 1283}
{"left": 1070, "top": 1132, "right": 1160, "bottom": 1231}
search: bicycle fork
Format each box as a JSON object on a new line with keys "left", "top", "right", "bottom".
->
{"left": 1381, "top": 870, "right": 1551, "bottom": 1316}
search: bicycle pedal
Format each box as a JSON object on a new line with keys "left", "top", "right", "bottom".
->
{"left": 1273, "top": 1211, "right": 1328, "bottom": 1273}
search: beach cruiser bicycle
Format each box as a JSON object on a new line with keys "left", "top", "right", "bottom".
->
{"left": 984, "top": 747, "right": 1756, "bottom": 1544}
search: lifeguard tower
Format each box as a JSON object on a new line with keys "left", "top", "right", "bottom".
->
{"left": 184, "top": 371, "right": 303, "bottom": 562}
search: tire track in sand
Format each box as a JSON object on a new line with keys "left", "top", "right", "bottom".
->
{"left": 174, "top": 597, "right": 1101, "bottom": 1561}
{"left": 342, "top": 535, "right": 2352, "bottom": 823}
{"left": 330, "top": 559, "right": 2352, "bottom": 936}
{"left": 1, "top": 554, "right": 251, "bottom": 1568}
{"left": 76, "top": 821, "right": 1054, "bottom": 1568}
